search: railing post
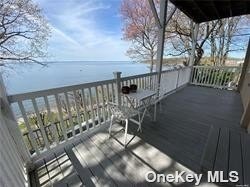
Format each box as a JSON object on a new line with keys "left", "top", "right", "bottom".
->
{"left": 238, "top": 38, "right": 250, "bottom": 92}
{"left": 0, "top": 74, "right": 31, "bottom": 166}
{"left": 189, "top": 66, "right": 195, "bottom": 83}
{"left": 176, "top": 67, "right": 180, "bottom": 89}
{"left": 113, "top": 72, "right": 122, "bottom": 108}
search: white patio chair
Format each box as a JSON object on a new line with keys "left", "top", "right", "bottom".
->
{"left": 108, "top": 102, "right": 141, "bottom": 147}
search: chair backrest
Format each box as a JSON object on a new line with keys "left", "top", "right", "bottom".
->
{"left": 108, "top": 102, "right": 126, "bottom": 119}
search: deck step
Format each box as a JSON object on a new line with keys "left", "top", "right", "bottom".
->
{"left": 29, "top": 169, "right": 40, "bottom": 187}
{"left": 214, "top": 128, "right": 229, "bottom": 179}
{"left": 242, "top": 133, "right": 250, "bottom": 185}
{"left": 53, "top": 172, "right": 83, "bottom": 187}
{"left": 200, "top": 126, "right": 250, "bottom": 186}
{"left": 200, "top": 126, "right": 220, "bottom": 171}
{"left": 65, "top": 145, "right": 95, "bottom": 187}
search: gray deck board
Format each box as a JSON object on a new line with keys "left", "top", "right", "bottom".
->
{"left": 66, "top": 173, "right": 83, "bottom": 187}
{"left": 242, "top": 133, "right": 250, "bottom": 185}
{"left": 80, "top": 136, "right": 130, "bottom": 186}
{"left": 53, "top": 173, "right": 82, "bottom": 187}
{"left": 94, "top": 130, "right": 152, "bottom": 187}
{"left": 229, "top": 132, "right": 243, "bottom": 185}
{"left": 74, "top": 138, "right": 117, "bottom": 187}
{"left": 29, "top": 169, "right": 40, "bottom": 187}
{"left": 214, "top": 128, "right": 229, "bottom": 179}
{"left": 200, "top": 127, "right": 220, "bottom": 171}
{"left": 80, "top": 140, "right": 117, "bottom": 186}
{"left": 200, "top": 127, "right": 250, "bottom": 186}
{"left": 138, "top": 123, "right": 202, "bottom": 171}
{"left": 65, "top": 145, "right": 96, "bottom": 187}
{"left": 31, "top": 85, "right": 249, "bottom": 187}
{"left": 89, "top": 132, "right": 135, "bottom": 186}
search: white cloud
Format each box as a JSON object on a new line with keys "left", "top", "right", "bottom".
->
{"left": 51, "top": 27, "right": 82, "bottom": 47}
{"left": 37, "top": 0, "right": 129, "bottom": 61}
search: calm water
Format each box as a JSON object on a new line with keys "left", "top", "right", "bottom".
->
{"left": 2, "top": 61, "right": 150, "bottom": 95}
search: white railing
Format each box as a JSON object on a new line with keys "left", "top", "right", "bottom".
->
{"left": 9, "top": 78, "right": 116, "bottom": 160}
{"left": 160, "top": 66, "right": 191, "bottom": 95}
{"left": 7, "top": 67, "right": 191, "bottom": 161}
{"left": 190, "top": 66, "right": 242, "bottom": 90}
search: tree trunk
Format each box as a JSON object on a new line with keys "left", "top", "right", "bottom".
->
{"left": 210, "top": 31, "right": 216, "bottom": 66}
{"left": 194, "top": 47, "right": 204, "bottom": 65}
{"left": 149, "top": 52, "right": 154, "bottom": 73}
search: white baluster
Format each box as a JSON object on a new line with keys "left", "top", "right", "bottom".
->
{"left": 88, "top": 88, "right": 96, "bottom": 128}
{"left": 55, "top": 94, "right": 68, "bottom": 141}
{"left": 81, "top": 89, "right": 89, "bottom": 131}
{"left": 64, "top": 92, "right": 75, "bottom": 137}
{"left": 44, "top": 96, "right": 59, "bottom": 145}
{"left": 100, "top": 85, "right": 107, "bottom": 123}
{"left": 31, "top": 98, "right": 50, "bottom": 150}
{"left": 18, "top": 101, "right": 40, "bottom": 155}
{"left": 73, "top": 90, "right": 83, "bottom": 134}
{"left": 94, "top": 86, "right": 101, "bottom": 125}
{"left": 105, "top": 84, "right": 111, "bottom": 119}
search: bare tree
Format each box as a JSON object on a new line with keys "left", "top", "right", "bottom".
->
{"left": 209, "top": 16, "right": 249, "bottom": 66}
{"left": 73, "top": 91, "right": 85, "bottom": 111}
{"left": 0, "top": 0, "right": 50, "bottom": 66}
{"left": 121, "top": 0, "right": 158, "bottom": 72}
{"left": 29, "top": 111, "right": 47, "bottom": 129}
{"left": 121, "top": 0, "right": 248, "bottom": 67}
{"left": 166, "top": 9, "right": 220, "bottom": 65}
{"left": 58, "top": 96, "right": 68, "bottom": 114}
{"left": 165, "top": 11, "right": 249, "bottom": 66}
{"left": 121, "top": 1, "right": 218, "bottom": 67}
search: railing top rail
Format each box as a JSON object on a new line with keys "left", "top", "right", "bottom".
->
{"left": 8, "top": 78, "right": 115, "bottom": 103}
{"left": 121, "top": 72, "right": 157, "bottom": 81}
{"left": 121, "top": 66, "right": 190, "bottom": 81}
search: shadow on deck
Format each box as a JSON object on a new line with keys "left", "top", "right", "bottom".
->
{"left": 31, "top": 85, "right": 249, "bottom": 187}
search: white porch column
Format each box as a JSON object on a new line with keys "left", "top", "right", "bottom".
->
{"left": 149, "top": 0, "right": 177, "bottom": 93}
{"left": 189, "top": 22, "right": 199, "bottom": 66}
{"left": 155, "top": 0, "right": 168, "bottom": 92}
{"left": 189, "top": 21, "right": 199, "bottom": 82}
{"left": 113, "top": 72, "right": 122, "bottom": 108}
{"left": 239, "top": 39, "right": 250, "bottom": 130}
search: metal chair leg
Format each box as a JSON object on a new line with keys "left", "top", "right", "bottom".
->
{"left": 138, "top": 113, "right": 142, "bottom": 132}
{"left": 109, "top": 115, "right": 114, "bottom": 138}
{"left": 124, "top": 119, "right": 128, "bottom": 147}
{"left": 159, "top": 100, "right": 162, "bottom": 112}
{"left": 154, "top": 102, "right": 157, "bottom": 121}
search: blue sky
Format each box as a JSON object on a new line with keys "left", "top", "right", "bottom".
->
{"left": 34, "top": 0, "right": 247, "bottom": 61}
{"left": 34, "top": 0, "right": 130, "bottom": 61}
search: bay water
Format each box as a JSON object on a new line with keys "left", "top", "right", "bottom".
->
{"left": 2, "top": 61, "right": 150, "bottom": 95}
{"left": 2, "top": 61, "right": 150, "bottom": 118}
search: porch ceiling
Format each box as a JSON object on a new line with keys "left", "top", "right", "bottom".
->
{"left": 169, "top": 0, "right": 250, "bottom": 23}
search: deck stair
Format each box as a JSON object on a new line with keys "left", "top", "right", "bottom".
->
{"left": 201, "top": 126, "right": 250, "bottom": 186}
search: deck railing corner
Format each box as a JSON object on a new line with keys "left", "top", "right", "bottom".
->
{"left": 6, "top": 67, "right": 191, "bottom": 161}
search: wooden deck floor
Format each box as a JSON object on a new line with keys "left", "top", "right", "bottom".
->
{"left": 31, "top": 85, "right": 249, "bottom": 187}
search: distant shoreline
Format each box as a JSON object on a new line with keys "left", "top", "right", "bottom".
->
{"left": 142, "top": 56, "right": 244, "bottom": 65}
